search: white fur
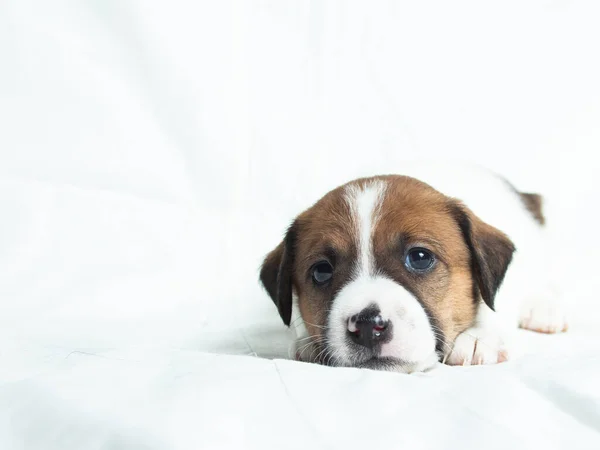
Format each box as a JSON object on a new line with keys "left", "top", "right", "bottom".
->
{"left": 518, "top": 288, "right": 568, "bottom": 334}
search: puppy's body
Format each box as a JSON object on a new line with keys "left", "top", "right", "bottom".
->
{"left": 260, "top": 163, "right": 566, "bottom": 373}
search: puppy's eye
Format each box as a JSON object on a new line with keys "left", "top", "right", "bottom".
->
{"left": 405, "top": 248, "right": 435, "bottom": 272}
{"left": 312, "top": 261, "right": 333, "bottom": 285}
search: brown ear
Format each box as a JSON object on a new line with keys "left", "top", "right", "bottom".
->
{"left": 451, "top": 203, "right": 516, "bottom": 310}
{"left": 259, "top": 222, "right": 297, "bottom": 326}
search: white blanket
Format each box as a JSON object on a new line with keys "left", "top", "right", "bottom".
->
{"left": 1, "top": 1, "right": 600, "bottom": 449}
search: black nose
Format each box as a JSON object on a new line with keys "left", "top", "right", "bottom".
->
{"left": 348, "top": 307, "right": 390, "bottom": 349}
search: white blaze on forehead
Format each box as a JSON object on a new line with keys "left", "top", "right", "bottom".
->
{"left": 344, "top": 180, "right": 387, "bottom": 278}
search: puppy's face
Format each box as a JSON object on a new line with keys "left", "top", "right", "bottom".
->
{"left": 260, "top": 176, "right": 514, "bottom": 372}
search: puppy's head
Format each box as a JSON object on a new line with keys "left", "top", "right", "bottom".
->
{"left": 260, "top": 176, "right": 514, "bottom": 372}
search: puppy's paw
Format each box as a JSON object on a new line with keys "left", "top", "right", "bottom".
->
{"left": 519, "top": 301, "right": 568, "bottom": 334}
{"left": 445, "top": 327, "right": 508, "bottom": 366}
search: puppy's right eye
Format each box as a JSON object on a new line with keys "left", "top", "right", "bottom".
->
{"left": 405, "top": 247, "right": 435, "bottom": 272}
{"left": 312, "top": 261, "right": 333, "bottom": 285}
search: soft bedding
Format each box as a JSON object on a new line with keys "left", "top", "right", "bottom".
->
{"left": 1, "top": 1, "right": 600, "bottom": 449}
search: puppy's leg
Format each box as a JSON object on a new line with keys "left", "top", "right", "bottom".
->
{"left": 515, "top": 217, "right": 568, "bottom": 334}
{"left": 446, "top": 303, "right": 509, "bottom": 366}
{"left": 518, "top": 285, "right": 568, "bottom": 334}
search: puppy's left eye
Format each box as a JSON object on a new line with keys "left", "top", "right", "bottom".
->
{"left": 405, "top": 248, "right": 435, "bottom": 272}
{"left": 312, "top": 261, "right": 333, "bottom": 285}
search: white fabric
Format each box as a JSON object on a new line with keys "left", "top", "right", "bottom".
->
{"left": 1, "top": 1, "right": 600, "bottom": 449}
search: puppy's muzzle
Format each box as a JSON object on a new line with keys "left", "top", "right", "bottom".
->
{"left": 347, "top": 307, "right": 391, "bottom": 350}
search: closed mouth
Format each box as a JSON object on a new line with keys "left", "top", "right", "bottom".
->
{"left": 353, "top": 354, "right": 439, "bottom": 373}
{"left": 356, "top": 356, "right": 408, "bottom": 370}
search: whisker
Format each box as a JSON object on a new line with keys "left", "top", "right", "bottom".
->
{"left": 314, "top": 338, "right": 333, "bottom": 362}
{"left": 295, "top": 343, "right": 312, "bottom": 359}
{"left": 461, "top": 331, "right": 498, "bottom": 351}
{"left": 309, "top": 342, "right": 325, "bottom": 363}
{"left": 302, "top": 321, "right": 327, "bottom": 330}
{"left": 296, "top": 336, "right": 325, "bottom": 358}
{"left": 294, "top": 335, "right": 323, "bottom": 344}
{"left": 329, "top": 348, "right": 344, "bottom": 367}
{"left": 315, "top": 346, "right": 329, "bottom": 364}
{"left": 290, "top": 316, "right": 304, "bottom": 326}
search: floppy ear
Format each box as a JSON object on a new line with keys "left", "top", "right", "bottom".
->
{"left": 259, "top": 222, "right": 297, "bottom": 326}
{"left": 451, "top": 203, "right": 516, "bottom": 310}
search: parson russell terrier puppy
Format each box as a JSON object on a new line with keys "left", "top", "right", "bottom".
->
{"left": 259, "top": 163, "right": 567, "bottom": 373}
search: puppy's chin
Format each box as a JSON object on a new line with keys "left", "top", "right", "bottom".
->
{"left": 335, "top": 348, "right": 440, "bottom": 373}
{"left": 354, "top": 354, "right": 440, "bottom": 373}
{"left": 293, "top": 336, "right": 439, "bottom": 374}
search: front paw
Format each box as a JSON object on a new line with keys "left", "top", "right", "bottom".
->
{"left": 445, "top": 327, "right": 508, "bottom": 366}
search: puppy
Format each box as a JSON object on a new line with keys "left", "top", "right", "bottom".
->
{"left": 259, "top": 164, "right": 567, "bottom": 373}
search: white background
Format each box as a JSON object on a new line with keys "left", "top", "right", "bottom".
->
{"left": 1, "top": 1, "right": 600, "bottom": 449}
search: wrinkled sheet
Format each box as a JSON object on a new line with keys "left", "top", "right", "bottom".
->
{"left": 1, "top": 1, "right": 600, "bottom": 449}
